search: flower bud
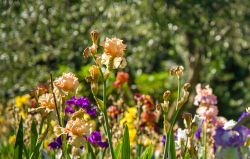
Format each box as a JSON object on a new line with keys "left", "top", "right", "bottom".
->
{"left": 163, "top": 90, "right": 171, "bottom": 101}
{"left": 90, "top": 43, "right": 98, "bottom": 54}
{"left": 83, "top": 47, "right": 89, "bottom": 58}
{"left": 175, "top": 66, "right": 184, "bottom": 77}
{"left": 162, "top": 101, "right": 169, "bottom": 112}
{"left": 183, "top": 83, "right": 191, "bottom": 91}
{"left": 90, "top": 30, "right": 99, "bottom": 44}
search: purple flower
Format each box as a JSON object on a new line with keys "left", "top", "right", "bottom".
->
{"left": 195, "top": 127, "right": 202, "bottom": 139}
{"left": 66, "top": 96, "right": 77, "bottom": 105}
{"left": 66, "top": 96, "right": 90, "bottom": 108}
{"left": 65, "top": 96, "right": 96, "bottom": 116}
{"left": 86, "top": 108, "right": 97, "bottom": 116}
{"left": 48, "top": 136, "right": 62, "bottom": 149}
{"left": 88, "top": 131, "right": 108, "bottom": 148}
{"left": 214, "top": 126, "right": 250, "bottom": 148}
{"left": 237, "top": 111, "right": 249, "bottom": 122}
{"left": 98, "top": 141, "right": 109, "bottom": 148}
{"left": 65, "top": 105, "right": 75, "bottom": 114}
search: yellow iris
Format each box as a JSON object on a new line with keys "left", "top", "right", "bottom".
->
{"left": 120, "top": 107, "right": 137, "bottom": 144}
{"left": 15, "top": 94, "right": 30, "bottom": 108}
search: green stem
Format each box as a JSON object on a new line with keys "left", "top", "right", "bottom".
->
{"left": 91, "top": 54, "right": 115, "bottom": 159}
{"left": 103, "top": 80, "right": 116, "bottom": 159}
{"left": 163, "top": 77, "right": 181, "bottom": 159}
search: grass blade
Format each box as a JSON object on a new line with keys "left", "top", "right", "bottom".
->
{"left": 14, "top": 118, "right": 24, "bottom": 159}
{"left": 140, "top": 144, "right": 153, "bottom": 159}
{"left": 30, "top": 120, "right": 38, "bottom": 154}
{"left": 114, "top": 140, "right": 122, "bottom": 159}
{"left": 121, "top": 125, "right": 130, "bottom": 159}
{"left": 87, "top": 142, "right": 96, "bottom": 159}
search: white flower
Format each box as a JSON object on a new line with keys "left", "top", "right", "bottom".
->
{"left": 223, "top": 120, "right": 237, "bottom": 130}
{"left": 175, "top": 128, "right": 187, "bottom": 149}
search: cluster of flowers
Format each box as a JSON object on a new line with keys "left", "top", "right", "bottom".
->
{"left": 7, "top": 30, "right": 250, "bottom": 159}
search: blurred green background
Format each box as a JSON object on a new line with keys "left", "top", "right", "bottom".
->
{"left": 1, "top": 0, "right": 250, "bottom": 119}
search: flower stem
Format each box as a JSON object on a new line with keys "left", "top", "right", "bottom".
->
{"left": 163, "top": 77, "right": 181, "bottom": 159}
{"left": 91, "top": 54, "right": 115, "bottom": 158}
{"left": 202, "top": 122, "right": 207, "bottom": 159}
{"left": 102, "top": 80, "right": 116, "bottom": 159}
{"left": 50, "top": 73, "right": 62, "bottom": 127}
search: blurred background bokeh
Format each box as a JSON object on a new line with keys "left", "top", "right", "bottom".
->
{"left": 1, "top": 0, "right": 250, "bottom": 120}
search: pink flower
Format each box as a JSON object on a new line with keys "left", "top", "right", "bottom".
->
{"left": 196, "top": 105, "right": 218, "bottom": 119}
{"left": 194, "top": 84, "right": 217, "bottom": 106}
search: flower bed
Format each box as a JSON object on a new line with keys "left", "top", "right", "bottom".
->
{"left": 0, "top": 31, "right": 249, "bottom": 159}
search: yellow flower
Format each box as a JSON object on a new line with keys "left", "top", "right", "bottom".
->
{"left": 9, "top": 135, "right": 16, "bottom": 144}
{"left": 120, "top": 107, "right": 137, "bottom": 126}
{"left": 19, "top": 111, "right": 27, "bottom": 119}
{"left": 15, "top": 94, "right": 30, "bottom": 108}
{"left": 129, "top": 128, "right": 136, "bottom": 143}
{"left": 120, "top": 107, "right": 137, "bottom": 145}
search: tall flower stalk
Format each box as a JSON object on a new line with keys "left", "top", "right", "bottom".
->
{"left": 85, "top": 30, "right": 127, "bottom": 159}
{"left": 162, "top": 66, "right": 190, "bottom": 159}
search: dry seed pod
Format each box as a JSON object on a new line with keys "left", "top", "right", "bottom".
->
{"left": 163, "top": 90, "right": 171, "bottom": 101}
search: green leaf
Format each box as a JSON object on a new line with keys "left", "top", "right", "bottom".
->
{"left": 14, "top": 118, "right": 24, "bottom": 159}
{"left": 23, "top": 145, "right": 29, "bottom": 159}
{"left": 94, "top": 96, "right": 104, "bottom": 111}
{"left": 140, "top": 144, "right": 153, "bottom": 159}
{"left": 87, "top": 142, "right": 96, "bottom": 159}
{"left": 115, "top": 140, "right": 122, "bottom": 159}
{"left": 168, "top": 131, "right": 176, "bottom": 159}
{"left": 121, "top": 125, "right": 130, "bottom": 159}
{"left": 184, "top": 152, "right": 190, "bottom": 159}
{"left": 30, "top": 120, "right": 38, "bottom": 154}
{"left": 30, "top": 141, "right": 43, "bottom": 159}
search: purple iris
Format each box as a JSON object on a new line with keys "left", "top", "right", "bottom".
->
{"left": 66, "top": 96, "right": 90, "bottom": 108}
{"left": 86, "top": 108, "right": 97, "bottom": 116}
{"left": 65, "top": 96, "right": 96, "bottom": 116}
{"left": 88, "top": 131, "right": 108, "bottom": 148}
{"left": 48, "top": 136, "right": 62, "bottom": 149}
{"left": 65, "top": 105, "right": 75, "bottom": 114}
{"left": 237, "top": 111, "right": 249, "bottom": 122}
{"left": 195, "top": 127, "right": 202, "bottom": 139}
{"left": 214, "top": 126, "right": 250, "bottom": 148}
